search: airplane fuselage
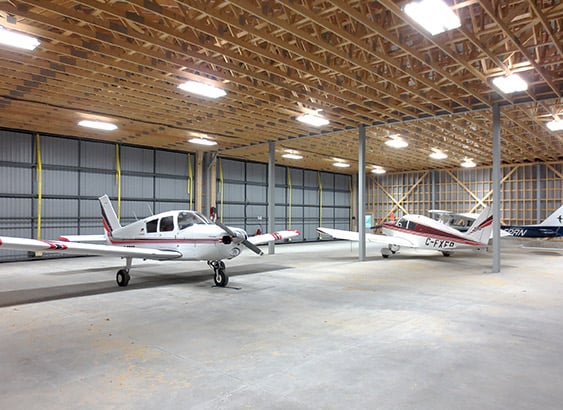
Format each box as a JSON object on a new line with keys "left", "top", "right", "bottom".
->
{"left": 382, "top": 214, "right": 485, "bottom": 251}
{"left": 501, "top": 225, "right": 563, "bottom": 238}
{"left": 106, "top": 210, "right": 246, "bottom": 261}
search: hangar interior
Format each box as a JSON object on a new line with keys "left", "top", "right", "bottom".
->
{"left": 0, "top": 0, "right": 562, "bottom": 409}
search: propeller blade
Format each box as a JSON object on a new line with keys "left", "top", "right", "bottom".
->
{"left": 215, "top": 221, "right": 263, "bottom": 255}
{"left": 242, "top": 239, "right": 264, "bottom": 256}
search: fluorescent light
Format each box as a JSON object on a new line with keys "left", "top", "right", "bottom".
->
{"left": 333, "top": 162, "right": 350, "bottom": 168}
{"left": 492, "top": 74, "right": 528, "bottom": 94}
{"left": 371, "top": 166, "right": 386, "bottom": 174}
{"left": 296, "top": 114, "right": 329, "bottom": 127}
{"left": 189, "top": 137, "right": 217, "bottom": 146}
{"left": 282, "top": 153, "right": 303, "bottom": 160}
{"left": 385, "top": 136, "right": 408, "bottom": 148}
{"left": 461, "top": 158, "right": 476, "bottom": 168}
{"left": 404, "top": 0, "right": 461, "bottom": 35}
{"left": 429, "top": 148, "right": 448, "bottom": 159}
{"left": 78, "top": 120, "right": 118, "bottom": 131}
{"left": 546, "top": 120, "right": 563, "bottom": 131}
{"left": 0, "top": 26, "right": 40, "bottom": 50}
{"left": 178, "top": 81, "right": 226, "bottom": 99}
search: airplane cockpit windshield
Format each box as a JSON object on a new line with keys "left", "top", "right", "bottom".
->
{"left": 178, "top": 211, "right": 211, "bottom": 230}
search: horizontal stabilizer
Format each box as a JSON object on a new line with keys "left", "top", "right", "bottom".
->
{"left": 247, "top": 230, "right": 301, "bottom": 245}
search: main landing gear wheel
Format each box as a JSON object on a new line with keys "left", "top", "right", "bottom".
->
{"left": 208, "top": 261, "right": 229, "bottom": 287}
{"left": 442, "top": 251, "right": 452, "bottom": 257}
{"left": 116, "top": 269, "right": 131, "bottom": 287}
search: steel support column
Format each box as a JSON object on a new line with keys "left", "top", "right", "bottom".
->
{"left": 492, "top": 104, "right": 501, "bottom": 273}
{"left": 268, "top": 142, "right": 275, "bottom": 255}
{"left": 358, "top": 125, "right": 366, "bottom": 262}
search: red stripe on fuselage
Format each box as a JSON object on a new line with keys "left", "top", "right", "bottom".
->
{"left": 107, "top": 238, "right": 223, "bottom": 245}
{"left": 382, "top": 222, "right": 482, "bottom": 246}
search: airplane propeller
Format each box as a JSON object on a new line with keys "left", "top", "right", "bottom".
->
{"left": 214, "top": 221, "right": 264, "bottom": 256}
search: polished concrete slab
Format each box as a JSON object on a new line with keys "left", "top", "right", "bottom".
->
{"left": 1, "top": 240, "right": 563, "bottom": 409}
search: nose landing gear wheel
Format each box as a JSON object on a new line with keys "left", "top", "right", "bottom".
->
{"left": 116, "top": 269, "right": 131, "bottom": 287}
{"left": 209, "top": 260, "right": 229, "bottom": 287}
{"left": 214, "top": 268, "right": 228, "bottom": 287}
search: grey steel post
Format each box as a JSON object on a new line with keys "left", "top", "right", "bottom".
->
{"left": 492, "top": 104, "right": 501, "bottom": 273}
{"left": 536, "top": 163, "right": 542, "bottom": 223}
{"left": 358, "top": 125, "right": 366, "bottom": 261}
{"left": 268, "top": 141, "right": 275, "bottom": 254}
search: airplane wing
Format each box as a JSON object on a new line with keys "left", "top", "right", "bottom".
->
{"left": 0, "top": 236, "right": 182, "bottom": 260}
{"left": 58, "top": 234, "right": 107, "bottom": 243}
{"left": 247, "top": 230, "right": 301, "bottom": 245}
{"left": 316, "top": 227, "right": 414, "bottom": 247}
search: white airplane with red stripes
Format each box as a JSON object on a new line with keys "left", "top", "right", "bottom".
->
{"left": 0, "top": 195, "right": 300, "bottom": 287}
{"left": 317, "top": 205, "right": 493, "bottom": 258}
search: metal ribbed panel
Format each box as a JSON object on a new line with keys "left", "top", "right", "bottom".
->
{"left": 41, "top": 137, "right": 79, "bottom": 166}
{"left": 0, "top": 167, "right": 32, "bottom": 194}
{"left": 0, "top": 130, "right": 32, "bottom": 163}
{"left": 80, "top": 141, "right": 115, "bottom": 170}
{"left": 120, "top": 146, "right": 154, "bottom": 172}
{"left": 155, "top": 151, "right": 188, "bottom": 176}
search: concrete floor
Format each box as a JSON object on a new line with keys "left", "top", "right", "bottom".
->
{"left": 1, "top": 240, "right": 563, "bottom": 409}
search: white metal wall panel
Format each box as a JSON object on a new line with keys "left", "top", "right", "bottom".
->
{"left": 246, "top": 162, "right": 267, "bottom": 183}
{"left": 80, "top": 141, "right": 115, "bottom": 170}
{"left": 121, "top": 175, "right": 154, "bottom": 198}
{"left": 42, "top": 136, "right": 79, "bottom": 166}
{"left": 0, "top": 167, "right": 32, "bottom": 194}
{"left": 221, "top": 159, "right": 244, "bottom": 180}
{"left": 42, "top": 198, "right": 78, "bottom": 218}
{"left": 79, "top": 172, "right": 117, "bottom": 197}
{"left": 155, "top": 151, "right": 189, "bottom": 176}
{"left": 155, "top": 177, "right": 189, "bottom": 200}
{"left": 303, "top": 170, "right": 318, "bottom": 187}
{"left": 121, "top": 146, "right": 154, "bottom": 172}
{"left": 0, "top": 130, "right": 32, "bottom": 163}
{"left": 246, "top": 184, "right": 266, "bottom": 203}
{"left": 43, "top": 169, "right": 78, "bottom": 196}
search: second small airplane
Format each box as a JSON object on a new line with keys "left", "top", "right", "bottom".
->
{"left": 317, "top": 206, "right": 493, "bottom": 258}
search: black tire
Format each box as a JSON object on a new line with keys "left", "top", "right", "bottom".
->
{"left": 116, "top": 269, "right": 130, "bottom": 287}
{"left": 442, "top": 251, "right": 451, "bottom": 257}
{"left": 214, "top": 268, "right": 229, "bottom": 287}
{"left": 382, "top": 254, "right": 389, "bottom": 259}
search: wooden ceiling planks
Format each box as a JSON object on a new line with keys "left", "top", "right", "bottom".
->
{"left": 0, "top": 0, "right": 560, "bottom": 174}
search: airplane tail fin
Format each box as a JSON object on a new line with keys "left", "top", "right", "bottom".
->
{"left": 99, "top": 195, "right": 121, "bottom": 233}
{"left": 540, "top": 205, "right": 563, "bottom": 226}
{"left": 464, "top": 206, "right": 493, "bottom": 244}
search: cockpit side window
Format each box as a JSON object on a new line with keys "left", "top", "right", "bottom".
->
{"left": 178, "top": 212, "right": 197, "bottom": 230}
{"left": 146, "top": 218, "right": 158, "bottom": 233}
{"left": 159, "top": 215, "right": 174, "bottom": 232}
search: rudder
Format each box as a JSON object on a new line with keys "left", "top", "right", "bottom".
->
{"left": 99, "top": 195, "right": 121, "bottom": 233}
{"left": 540, "top": 205, "right": 563, "bottom": 226}
{"left": 465, "top": 206, "right": 493, "bottom": 245}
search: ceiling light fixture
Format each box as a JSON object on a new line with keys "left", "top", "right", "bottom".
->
{"left": 384, "top": 135, "right": 408, "bottom": 149}
{"left": 282, "top": 152, "right": 303, "bottom": 160}
{"left": 492, "top": 74, "right": 528, "bottom": 94}
{"left": 546, "top": 119, "right": 563, "bottom": 131}
{"left": 460, "top": 158, "right": 476, "bottom": 168}
{"left": 371, "top": 166, "right": 386, "bottom": 174}
{"left": 333, "top": 162, "right": 350, "bottom": 168}
{"left": 429, "top": 148, "right": 448, "bottom": 159}
{"left": 0, "top": 26, "right": 40, "bottom": 50}
{"left": 189, "top": 137, "right": 217, "bottom": 146}
{"left": 178, "top": 80, "right": 226, "bottom": 99}
{"left": 78, "top": 120, "right": 118, "bottom": 131}
{"left": 404, "top": 0, "right": 461, "bottom": 36}
{"left": 296, "top": 113, "right": 330, "bottom": 127}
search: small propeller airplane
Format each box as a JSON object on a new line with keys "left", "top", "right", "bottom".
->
{"left": 0, "top": 195, "right": 300, "bottom": 287}
{"left": 501, "top": 205, "right": 563, "bottom": 238}
{"left": 317, "top": 205, "right": 493, "bottom": 258}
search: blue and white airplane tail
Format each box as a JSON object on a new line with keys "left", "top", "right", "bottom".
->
{"left": 465, "top": 206, "right": 493, "bottom": 244}
{"left": 540, "top": 205, "right": 563, "bottom": 226}
{"left": 99, "top": 195, "right": 121, "bottom": 233}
